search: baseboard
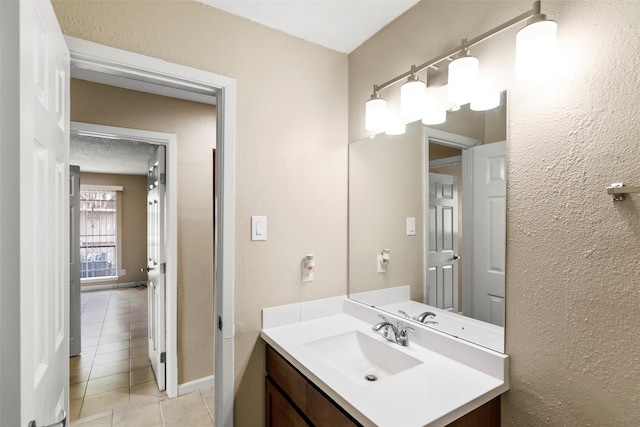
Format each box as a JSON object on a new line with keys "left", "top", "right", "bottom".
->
{"left": 81, "top": 281, "right": 147, "bottom": 292}
{"left": 178, "top": 375, "right": 215, "bottom": 396}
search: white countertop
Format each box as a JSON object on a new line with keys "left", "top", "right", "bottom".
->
{"left": 261, "top": 304, "right": 508, "bottom": 427}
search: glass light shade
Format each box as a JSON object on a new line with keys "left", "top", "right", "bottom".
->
{"left": 422, "top": 86, "right": 447, "bottom": 125}
{"left": 365, "top": 96, "right": 387, "bottom": 133}
{"left": 422, "top": 110, "right": 446, "bottom": 125}
{"left": 448, "top": 55, "right": 479, "bottom": 106}
{"left": 471, "top": 91, "right": 500, "bottom": 111}
{"left": 516, "top": 18, "right": 557, "bottom": 81}
{"left": 385, "top": 112, "right": 406, "bottom": 135}
{"left": 401, "top": 78, "right": 426, "bottom": 123}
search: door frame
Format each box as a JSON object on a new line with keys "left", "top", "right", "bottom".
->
{"left": 422, "top": 127, "right": 479, "bottom": 315}
{"left": 66, "top": 36, "right": 236, "bottom": 426}
{"left": 70, "top": 121, "right": 178, "bottom": 394}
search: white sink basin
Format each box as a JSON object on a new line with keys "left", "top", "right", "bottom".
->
{"left": 302, "top": 330, "right": 422, "bottom": 386}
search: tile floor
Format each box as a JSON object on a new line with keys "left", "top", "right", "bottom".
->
{"left": 71, "top": 287, "right": 214, "bottom": 426}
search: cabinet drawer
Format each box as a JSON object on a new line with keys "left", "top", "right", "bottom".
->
{"left": 266, "top": 378, "right": 308, "bottom": 427}
{"left": 306, "top": 382, "right": 359, "bottom": 427}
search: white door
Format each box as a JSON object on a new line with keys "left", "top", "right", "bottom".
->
{"left": 427, "top": 173, "right": 459, "bottom": 311}
{"left": 15, "top": 1, "right": 70, "bottom": 425}
{"left": 69, "top": 165, "right": 81, "bottom": 357}
{"left": 472, "top": 141, "right": 506, "bottom": 326}
{"left": 147, "top": 145, "right": 166, "bottom": 391}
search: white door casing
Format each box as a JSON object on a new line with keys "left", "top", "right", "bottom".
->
{"left": 147, "top": 145, "right": 167, "bottom": 391}
{"left": 69, "top": 165, "right": 81, "bottom": 357}
{"left": 471, "top": 141, "right": 506, "bottom": 326}
{"left": 20, "top": 1, "right": 70, "bottom": 426}
{"left": 427, "top": 173, "right": 459, "bottom": 311}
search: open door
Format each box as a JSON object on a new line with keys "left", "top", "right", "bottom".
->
{"left": 146, "top": 145, "right": 166, "bottom": 391}
{"left": 1, "top": 0, "right": 71, "bottom": 425}
{"left": 471, "top": 141, "right": 506, "bottom": 326}
{"left": 69, "top": 165, "right": 81, "bottom": 357}
{"left": 427, "top": 173, "right": 460, "bottom": 311}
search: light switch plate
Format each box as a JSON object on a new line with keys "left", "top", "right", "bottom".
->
{"left": 406, "top": 217, "right": 416, "bottom": 236}
{"left": 251, "top": 216, "right": 267, "bottom": 241}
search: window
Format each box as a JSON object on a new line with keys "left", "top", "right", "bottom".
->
{"left": 80, "top": 186, "right": 121, "bottom": 280}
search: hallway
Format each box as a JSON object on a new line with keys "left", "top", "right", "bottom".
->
{"left": 70, "top": 287, "right": 164, "bottom": 421}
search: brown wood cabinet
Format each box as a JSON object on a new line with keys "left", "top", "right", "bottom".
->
{"left": 265, "top": 344, "right": 500, "bottom": 427}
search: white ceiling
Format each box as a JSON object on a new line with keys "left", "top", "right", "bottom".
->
{"left": 197, "top": 0, "right": 420, "bottom": 53}
{"left": 71, "top": 135, "right": 156, "bottom": 176}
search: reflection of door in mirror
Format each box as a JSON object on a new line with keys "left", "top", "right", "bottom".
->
{"left": 427, "top": 172, "right": 459, "bottom": 312}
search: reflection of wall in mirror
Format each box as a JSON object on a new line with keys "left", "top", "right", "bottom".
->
{"left": 348, "top": 121, "right": 424, "bottom": 302}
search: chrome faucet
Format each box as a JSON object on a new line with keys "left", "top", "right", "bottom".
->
{"left": 372, "top": 314, "right": 414, "bottom": 346}
{"left": 416, "top": 311, "right": 437, "bottom": 325}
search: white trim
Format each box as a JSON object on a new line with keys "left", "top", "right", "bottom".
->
{"left": 177, "top": 375, "right": 215, "bottom": 396}
{"left": 71, "top": 119, "right": 179, "bottom": 395}
{"left": 429, "top": 155, "right": 462, "bottom": 168}
{"left": 65, "top": 36, "right": 236, "bottom": 426}
{"left": 80, "top": 184, "right": 124, "bottom": 192}
{"left": 423, "top": 128, "right": 480, "bottom": 309}
{"left": 80, "top": 281, "right": 146, "bottom": 292}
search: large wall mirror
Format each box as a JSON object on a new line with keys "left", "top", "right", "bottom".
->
{"left": 348, "top": 92, "right": 507, "bottom": 353}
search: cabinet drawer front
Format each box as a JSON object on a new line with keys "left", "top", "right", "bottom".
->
{"left": 306, "top": 383, "right": 360, "bottom": 427}
{"left": 266, "top": 378, "right": 309, "bottom": 427}
{"left": 266, "top": 345, "right": 307, "bottom": 412}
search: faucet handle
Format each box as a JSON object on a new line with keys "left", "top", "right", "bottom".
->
{"left": 377, "top": 314, "right": 390, "bottom": 323}
{"left": 397, "top": 310, "right": 411, "bottom": 319}
{"left": 399, "top": 326, "right": 415, "bottom": 336}
{"left": 397, "top": 326, "right": 415, "bottom": 346}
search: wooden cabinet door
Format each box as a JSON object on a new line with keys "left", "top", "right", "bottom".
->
{"left": 266, "top": 379, "right": 308, "bottom": 427}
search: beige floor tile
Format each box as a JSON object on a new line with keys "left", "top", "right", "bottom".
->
{"left": 160, "top": 391, "right": 212, "bottom": 425}
{"left": 112, "top": 402, "right": 163, "bottom": 427}
{"left": 101, "top": 323, "right": 130, "bottom": 335}
{"left": 81, "top": 326, "right": 103, "bottom": 339}
{"left": 130, "top": 356, "right": 151, "bottom": 371}
{"left": 98, "top": 331, "right": 130, "bottom": 345}
{"left": 130, "top": 337, "right": 147, "bottom": 348}
{"left": 70, "top": 381, "right": 87, "bottom": 401}
{"left": 79, "top": 387, "right": 129, "bottom": 419}
{"left": 70, "top": 368, "right": 91, "bottom": 385}
{"left": 70, "top": 412, "right": 113, "bottom": 427}
{"left": 130, "top": 380, "right": 166, "bottom": 405}
{"left": 200, "top": 387, "right": 214, "bottom": 418}
{"left": 130, "top": 321, "right": 147, "bottom": 331}
{"left": 93, "top": 349, "right": 130, "bottom": 366}
{"left": 130, "top": 345, "right": 148, "bottom": 359}
{"left": 85, "top": 372, "right": 129, "bottom": 397}
{"left": 69, "top": 398, "right": 82, "bottom": 422}
{"left": 81, "top": 336, "right": 100, "bottom": 348}
{"left": 70, "top": 355, "right": 95, "bottom": 370}
{"left": 131, "top": 329, "right": 148, "bottom": 339}
{"left": 97, "top": 339, "right": 130, "bottom": 354}
{"left": 90, "top": 360, "right": 130, "bottom": 380}
{"left": 80, "top": 345, "right": 98, "bottom": 356}
{"left": 160, "top": 391, "right": 210, "bottom": 425}
{"left": 130, "top": 367, "right": 156, "bottom": 386}
{"left": 104, "top": 312, "right": 129, "bottom": 322}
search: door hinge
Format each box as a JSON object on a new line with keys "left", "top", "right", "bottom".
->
{"left": 218, "top": 315, "right": 223, "bottom": 331}
{"left": 160, "top": 173, "right": 166, "bottom": 185}
{"left": 160, "top": 263, "right": 166, "bottom": 274}
{"left": 161, "top": 352, "right": 166, "bottom": 363}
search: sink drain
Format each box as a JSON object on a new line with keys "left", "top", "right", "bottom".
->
{"left": 364, "top": 374, "right": 377, "bottom": 382}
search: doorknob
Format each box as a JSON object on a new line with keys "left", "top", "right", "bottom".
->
{"left": 141, "top": 267, "right": 154, "bottom": 272}
{"left": 28, "top": 410, "right": 67, "bottom": 427}
{"left": 452, "top": 254, "right": 461, "bottom": 260}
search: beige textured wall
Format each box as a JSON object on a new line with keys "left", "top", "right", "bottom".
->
{"left": 53, "top": 1, "right": 348, "bottom": 424}
{"left": 350, "top": 1, "right": 640, "bottom": 425}
{"left": 79, "top": 172, "right": 147, "bottom": 286}
{"left": 349, "top": 121, "right": 424, "bottom": 301}
{"left": 70, "top": 78, "right": 216, "bottom": 384}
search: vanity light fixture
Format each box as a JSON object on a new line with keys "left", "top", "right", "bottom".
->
{"left": 363, "top": 0, "right": 557, "bottom": 133}
{"left": 516, "top": 1, "right": 557, "bottom": 81}
{"left": 401, "top": 66, "right": 426, "bottom": 122}
{"left": 447, "top": 40, "right": 479, "bottom": 107}
{"left": 365, "top": 90, "right": 387, "bottom": 133}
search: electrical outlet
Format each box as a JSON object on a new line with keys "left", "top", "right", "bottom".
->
{"left": 120, "top": 269, "right": 126, "bottom": 276}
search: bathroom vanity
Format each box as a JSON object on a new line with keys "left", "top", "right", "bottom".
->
{"left": 261, "top": 297, "right": 508, "bottom": 427}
